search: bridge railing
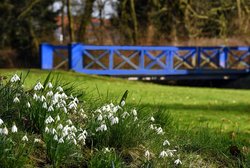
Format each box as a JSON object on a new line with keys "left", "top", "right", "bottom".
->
{"left": 40, "top": 43, "right": 250, "bottom": 75}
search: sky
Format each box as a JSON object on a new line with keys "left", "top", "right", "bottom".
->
{"left": 52, "top": 0, "right": 117, "bottom": 19}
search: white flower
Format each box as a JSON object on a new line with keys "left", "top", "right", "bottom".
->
{"left": 66, "top": 119, "right": 72, "bottom": 125}
{"left": 132, "top": 109, "right": 137, "bottom": 116}
{"left": 45, "top": 127, "right": 50, "bottom": 133}
{"left": 27, "top": 102, "right": 31, "bottom": 108}
{"left": 110, "top": 116, "right": 119, "bottom": 125}
{"left": 10, "top": 74, "right": 20, "bottom": 83}
{"left": 48, "top": 106, "right": 54, "bottom": 112}
{"left": 34, "top": 82, "right": 44, "bottom": 91}
{"left": 51, "top": 128, "right": 57, "bottom": 135}
{"left": 57, "top": 86, "right": 63, "bottom": 92}
{"left": 174, "top": 158, "right": 182, "bottom": 165}
{"left": 163, "top": 140, "right": 170, "bottom": 146}
{"left": 103, "top": 147, "right": 111, "bottom": 153}
{"left": 58, "top": 137, "right": 64, "bottom": 143}
{"left": 159, "top": 150, "right": 168, "bottom": 158}
{"left": 156, "top": 127, "right": 164, "bottom": 135}
{"left": 72, "top": 138, "right": 77, "bottom": 145}
{"left": 57, "top": 124, "right": 63, "bottom": 130}
{"left": 42, "top": 102, "right": 48, "bottom": 109}
{"left": 145, "top": 150, "right": 150, "bottom": 160}
{"left": 33, "top": 93, "right": 39, "bottom": 101}
{"left": 121, "top": 111, "right": 129, "bottom": 118}
{"left": 63, "top": 107, "right": 68, "bottom": 113}
{"left": 2, "top": 126, "right": 8, "bottom": 135}
{"left": 56, "top": 115, "right": 60, "bottom": 121}
{"left": 34, "top": 138, "right": 42, "bottom": 143}
{"left": 121, "top": 100, "right": 125, "bottom": 107}
{"left": 0, "top": 118, "right": 4, "bottom": 125}
{"left": 150, "top": 117, "right": 155, "bottom": 122}
{"left": 97, "top": 114, "right": 103, "bottom": 121}
{"left": 96, "top": 124, "right": 107, "bottom": 132}
{"left": 46, "top": 91, "right": 53, "bottom": 97}
{"left": 11, "top": 123, "right": 18, "bottom": 133}
{"left": 47, "top": 82, "right": 53, "bottom": 89}
{"left": 13, "top": 97, "right": 20, "bottom": 103}
{"left": 22, "top": 135, "right": 29, "bottom": 142}
{"left": 68, "top": 101, "right": 77, "bottom": 110}
{"left": 53, "top": 135, "right": 58, "bottom": 141}
{"left": 134, "top": 116, "right": 138, "bottom": 121}
{"left": 40, "top": 95, "right": 46, "bottom": 102}
{"left": 45, "top": 116, "right": 54, "bottom": 124}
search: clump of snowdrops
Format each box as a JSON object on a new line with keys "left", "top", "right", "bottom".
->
{"left": 0, "top": 73, "right": 182, "bottom": 167}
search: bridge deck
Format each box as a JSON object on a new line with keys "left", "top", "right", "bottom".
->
{"left": 40, "top": 43, "right": 250, "bottom": 80}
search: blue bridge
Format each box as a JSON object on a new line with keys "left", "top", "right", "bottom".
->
{"left": 40, "top": 43, "right": 250, "bottom": 80}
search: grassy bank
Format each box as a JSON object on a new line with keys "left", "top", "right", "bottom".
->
{"left": 0, "top": 69, "right": 249, "bottom": 167}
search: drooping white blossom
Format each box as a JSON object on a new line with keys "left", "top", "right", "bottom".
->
{"left": 22, "top": 135, "right": 29, "bottom": 142}
{"left": 58, "top": 137, "right": 64, "bottom": 143}
{"left": 34, "top": 82, "right": 44, "bottom": 91}
{"left": 13, "top": 97, "right": 20, "bottom": 103}
{"left": 0, "top": 118, "right": 4, "bottom": 125}
{"left": 121, "top": 111, "right": 130, "bottom": 118}
{"left": 57, "top": 86, "right": 63, "bottom": 92}
{"left": 145, "top": 150, "right": 150, "bottom": 160}
{"left": 45, "top": 116, "right": 54, "bottom": 124}
{"left": 110, "top": 116, "right": 119, "bottom": 125}
{"left": 159, "top": 150, "right": 168, "bottom": 158}
{"left": 27, "top": 102, "right": 31, "bottom": 108}
{"left": 42, "top": 102, "right": 48, "bottom": 109}
{"left": 132, "top": 109, "right": 137, "bottom": 116}
{"left": 34, "top": 138, "right": 42, "bottom": 143}
{"left": 150, "top": 117, "right": 155, "bottom": 122}
{"left": 47, "top": 82, "right": 53, "bottom": 89}
{"left": 10, "top": 74, "right": 20, "bottom": 83}
{"left": 120, "top": 100, "right": 125, "bottom": 107}
{"left": 46, "top": 91, "right": 53, "bottom": 97}
{"left": 48, "top": 106, "right": 54, "bottom": 112}
{"left": 163, "top": 140, "right": 170, "bottom": 146}
{"left": 2, "top": 126, "right": 8, "bottom": 135}
{"left": 11, "top": 123, "right": 18, "bottom": 133}
{"left": 96, "top": 124, "right": 107, "bottom": 132}
{"left": 174, "top": 158, "right": 182, "bottom": 165}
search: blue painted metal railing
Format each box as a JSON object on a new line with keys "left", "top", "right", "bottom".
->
{"left": 40, "top": 43, "right": 250, "bottom": 76}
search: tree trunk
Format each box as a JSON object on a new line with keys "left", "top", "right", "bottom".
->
{"left": 67, "top": 0, "right": 75, "bottom": 42}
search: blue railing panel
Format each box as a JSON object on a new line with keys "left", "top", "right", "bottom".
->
{"left": 40, "top": 43, "right": 250, "bottom": 76}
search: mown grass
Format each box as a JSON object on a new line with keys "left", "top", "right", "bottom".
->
{"left": 1, "top": 69, "right": 250, "bottom": 167}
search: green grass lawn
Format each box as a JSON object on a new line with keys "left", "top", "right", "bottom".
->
{"left": 1, "top": 69, "right": 250, "bottom": 167}
{"left": 1, "top": 69, "right": 250, "bottom": 137}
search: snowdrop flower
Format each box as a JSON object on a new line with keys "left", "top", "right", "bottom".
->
{"left": 34, "top": 138, "right": 42, "bottom": 143}
{"left": 51, "top": 128, "right": 57, "bottom": 135}
{"left": 48, "top": 106, "right": 54, "bottom": 112}
{"left": 2, "top": 126, "right": 8, "bottom": 135}
{"left": 66, "top": 119, "right": 72, "bottom": 125}
{"left": 156, "top": 127, "right": 164, "bottom": 135}
{"left": 53, "top": 135, "right": 58, "bottom": 141}
{"left": 97, "top": 114, "right": 103, "bottom": 121}
{"left": 45, "top": 127, "right": 50, "bottom": 133}
{"left": 57, "top": 86, "right": 63, "bottom": 92}
{"left": 47, "top": 82, "right": 53, "bottom": 89}
{"left": 0, "top": 118, "right": 3, "bottom": 125}
{"left": 34, "top": 82, "right": 44, "bottom": 91}
{"left": 121, "top": 111, "right": 130, "bottom": 118}
{"left": 56, "top": 115, "right": 60, "bottom": 121}
{"left": 42, "top": 102, "right": 48, "bottom": 109}
{"left": 22, "top": 135, "right": 29, "bottom": 142}
{"left": 150, "top": 117, "right": 155, "bottom": 122}
{"left": 13, "top": 97, "right": 20, "bottom": 103}
{"left": 73, "top": 97, "right": 79, "bottom": 103}
{"left": 96, "top": 124, "right": 107, "bottom": 132}
{"left": 40, "top": 95, "right": 46, "bottom": 102}
{"left": 159, "top": 150, "right": 168, "bottom": 158}
{"left": 33, "top": 93, "right": 38, "bottom": 100}
{"left": 132, "top": 109, "right": 137, "bottom": 116}
{"left": 46, "top": 91, "right": 53, "bottom": 97}
{"left": 174, "top": 158, "right": 182, "bottom": 165}
{"left": 120, "top": 100, "right": 125, "bottom": 107}
{"left": 57, "top": 124, "right": 63, "bottom": 130}
{"left": 63, "top": 107, "right": 68, "bottom": 113}
{"left": 27, "top": 102, "right": 31, "bottom": 108}
{"left": 149, "top": 124, "right": 155, "bottom": 130}
{"left": 110, "top": 116, "right": 119, "bottom": 125}
{"left": 68, "top": 101, "right": 77, "bottom": 110}
{"left": 58, "top": 137, "right": 64, "bottom": 143}
{"left": 163, "top": 140, "right": 170, "bottom": 146}
{"left": 145, "top": 150, "right": 150, "bottom": 160}
{"left": 11, "top": 123, "right": 18, "bottom": 133}
{"left": 134, "top": 116, "right": 138, "bottom": 121}
{"left": 10, "top": 74, "right": 20, "bottom": 83}
{"left": 72, "top": 138, "right": 77, "bottom": 145}
{"left": 45, "top": 116, "right": 54, "bottom": 124}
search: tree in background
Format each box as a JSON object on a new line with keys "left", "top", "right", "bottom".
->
{"left": 0, "top": 0, "right": 58, "bottom": 67}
